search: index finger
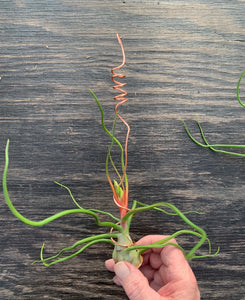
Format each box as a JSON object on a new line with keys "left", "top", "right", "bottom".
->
{"left": 159, "top": 245, "right": 197, "bottom": 284}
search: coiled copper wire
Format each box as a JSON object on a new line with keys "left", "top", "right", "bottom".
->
{"left": 111, "top": 33, "right": 130, "bottom": 187}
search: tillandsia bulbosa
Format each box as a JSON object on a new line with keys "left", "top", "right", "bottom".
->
{"left": 181, "top": 70, "right": 245, "bottom": 156}
{"left": 3, "top": 34, "right": 219, "bottom": 269}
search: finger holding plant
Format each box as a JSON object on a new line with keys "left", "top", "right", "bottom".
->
{"left": 3, "top": 34, "right": 219, "bottom": 270}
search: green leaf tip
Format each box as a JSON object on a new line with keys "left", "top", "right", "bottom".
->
{"left": 181, "top": 71, "right": 245, "bottom": 157}
{"left": 114, "top": 180, "right": 123, "bottom": 199}
{"left": 237, "top": 70, "right": 245, "bottom": 108}
{"left": 181, "top": 117, "right": 245, "bottom": 157}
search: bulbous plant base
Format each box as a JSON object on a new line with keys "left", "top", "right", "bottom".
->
{"left": 112, "top": 232, "right": 143, "bottom": 268}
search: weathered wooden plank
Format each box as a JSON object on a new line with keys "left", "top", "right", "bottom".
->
{"left": 0, "top": 0, "right": 245, "bottom": 299}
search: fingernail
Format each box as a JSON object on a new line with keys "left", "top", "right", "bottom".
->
{"left": 114, "top": 262, "right": 130, "bottom": 280}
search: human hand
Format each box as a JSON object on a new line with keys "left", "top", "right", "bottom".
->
{"left": 105, "top": 235, "right": 200, "bottom": 300}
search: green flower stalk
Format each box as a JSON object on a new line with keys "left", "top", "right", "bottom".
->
{"left": 2, "top": 34, "right": 219, "bottom": 269}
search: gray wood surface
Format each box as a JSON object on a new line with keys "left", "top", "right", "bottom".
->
{"left": 0, "top": 0, "right": 245, "bottom": 299}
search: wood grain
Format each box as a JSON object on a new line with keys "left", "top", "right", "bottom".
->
{"left": 0, "top": 0, "right": 245, "bottom": 299}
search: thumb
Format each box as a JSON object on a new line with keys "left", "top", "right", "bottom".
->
{"left": 114, "top": 261, "right": 161, "bottom": 300}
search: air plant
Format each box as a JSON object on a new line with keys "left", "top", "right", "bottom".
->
{"left": 3, "top": 34, "right": 219, "bottom": 269}
{"left": 181, "top": 70, "right": 245, "bottom": 156}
